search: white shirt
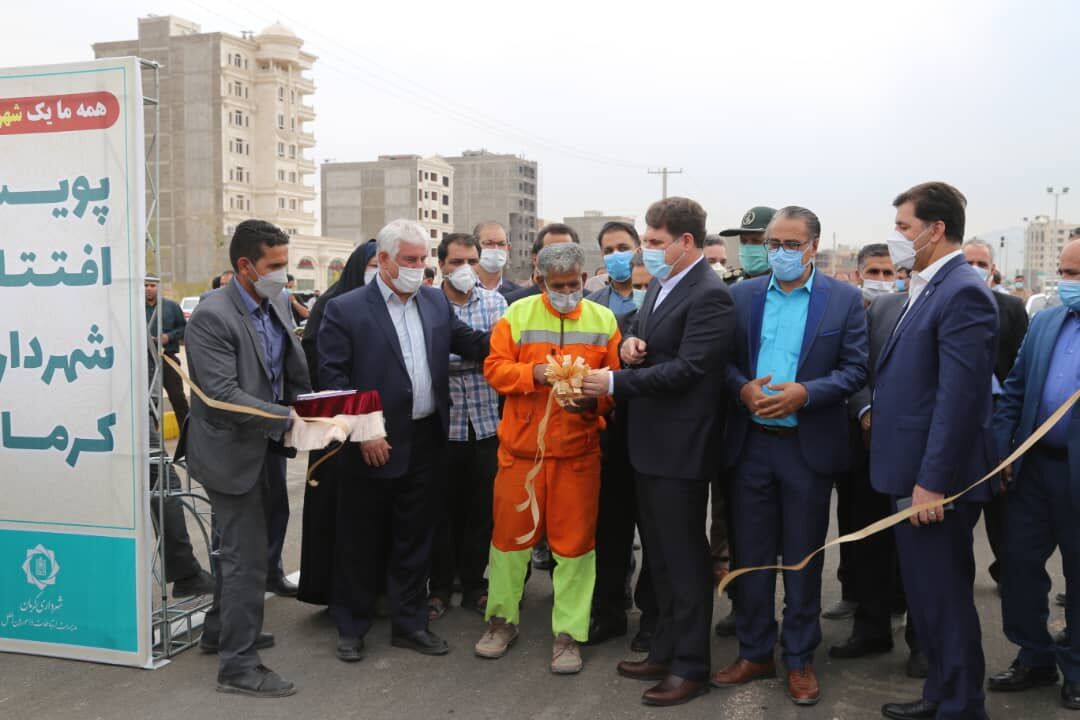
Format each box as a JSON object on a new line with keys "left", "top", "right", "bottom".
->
{"left": 654, "top": 255, "right": 704, "bottom": 309}
{"left": 899, "top": 249, "right": 963, "bottom": 324}
{"left": 377, "top": 274, "right": 435, "bottom": 419}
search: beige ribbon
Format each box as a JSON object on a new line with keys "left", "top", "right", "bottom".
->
{"left": 718, "top": 389, "right": 1080, "bottom": 597}
{"left": 161, "top": 353, "right": 350, "bottom": 487}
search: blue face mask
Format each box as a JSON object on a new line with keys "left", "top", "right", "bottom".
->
{"left": 642, "top": 247, "right": 677, "bottom": 280}
{"left": 970, "top": 265, "right": 990, "bottom": 284}
{"left": 604, "top": 250, "right": 634, "bottom": 282}
{"left": 1058, "top": 279, "right": 1080, "bottom": 310}
{"left": 767, "top": 248, "right": 807, "bottom": 282}
{"left": 895, "top": 279, "right": 907, "bottom": 291}
{"left": 739, "top": 244, "right": 770, "bottom": 276}
{"left": 632, "top": 288, "right": 647, "bottom": 309}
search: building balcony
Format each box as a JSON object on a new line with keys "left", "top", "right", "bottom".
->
{"left": 296, "top": 75, "right": 316, "bottom": 94}
{"left": 297, "top": 130, "right": 315, "bottom": 147}
{"left": 297, "top": 103, "right": 316, "bottom": 121}
{"left": 298, "top": 157, "right": 316, "bottom": 173}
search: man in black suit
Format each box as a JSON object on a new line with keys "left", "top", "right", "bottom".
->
{"left": 962, "top": 239, "right": 1028, "bottom": 585}
{"left": 318, "top": 219, "right": 490, "bottom": 661}
{"left": 504, "top": 223, "right": 581, "bottom": 305}
{"left": 582, "top": 197, "right": 735, "bottom": 707}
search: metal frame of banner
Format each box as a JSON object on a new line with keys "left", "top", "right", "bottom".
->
{"left": 141, "top": 58, "right": 215, "bottom": 662}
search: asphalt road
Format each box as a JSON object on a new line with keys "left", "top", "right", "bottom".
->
{"left": 0, "top": 457, "right": 1071, "bottom": 720}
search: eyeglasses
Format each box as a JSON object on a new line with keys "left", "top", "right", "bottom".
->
{"left": 766, "top": 239, "right": 811, "bottom": 252}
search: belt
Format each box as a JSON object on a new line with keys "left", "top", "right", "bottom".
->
{"left": 1035, "top": 442, "right": 1069, "bottom": 462}
{"left": 751, "top": 422, "right": 798, "bottom": 438}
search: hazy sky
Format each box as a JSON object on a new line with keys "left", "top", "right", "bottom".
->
{"left": 7, "top": 0, "right": 1079, "bottom": 272}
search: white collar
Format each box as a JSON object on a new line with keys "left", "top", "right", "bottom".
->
{"left": 660, "top": 255, "right": 703, "bottom": 289}
{"left": 912, "top": 249, "right": 963, "bottom": 287}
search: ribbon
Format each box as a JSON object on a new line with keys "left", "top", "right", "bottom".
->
{"left": 161, "top": 353, "right": 351, "bottom": 487}
{"left": 718, "top": 388, "right": 1080, "bottom": 597}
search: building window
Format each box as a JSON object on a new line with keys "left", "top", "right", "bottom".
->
{"left": 237, "top": 166, "right": 246, "bottom": 182}
{"left": 229, "top": 168, "right": 235, "bottom": 181}
{"left": 430, "top": 229, "right": 438, "bottom": 239}
{"left": 297, "top": 257, "right": 316, "bottom": 270}
{"left": 278, "top": 169, "right": 285, "bottom": 181}
{"left": 277, "top": 142, "right": 285, "bottom": 158}
{"left": 289, "top": 199, "right": 297, "bottom": 211}
{"left": 234, "top": 81, "right": 242, "bottom": 96}
{"left": 442, "top": 213, "right": 449, "bottom": 224}
{"left": 234, "top": 110, "right": 242, "bottom": 125}
{"left": 418, "top": 170, "right": 423, "bottom": 181}
{"left": 289, "top": 171, "right": 296, "bottom": 183}
{"left": 442, "top": 194, "right": 449, "bottom": 205}
{"left": 279, "top": 197, "right": 286, "bottom": 209}
{"left": 288, "top": 145, "right": 296, "bottom": 159}
{"left": 417, "top": 189, "right": 422, "bottom": 201}
{"left": 290, "top": 90, "right": 296, "bottom": 104}
{"left": 418, "top": 208, "right": 422, "bottom": 220}
{"left": 277, "top": 114, "right": 285, "bottom": 129}
{"left": 291, "top": 117, "right": 296, "bottom": 130}
{"left": 442, "top": 175, "right": 449, "bottom": 187}
{"left": 278, "top": 86, "right": 285, "bottom": 101}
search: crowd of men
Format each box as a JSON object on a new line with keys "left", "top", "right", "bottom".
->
{"left": 170, "top": 181, "right": 1079, "bottom": 719}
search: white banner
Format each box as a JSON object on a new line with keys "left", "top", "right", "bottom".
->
{"left": 0, "top": 57, "right": 151, "bottom": 667}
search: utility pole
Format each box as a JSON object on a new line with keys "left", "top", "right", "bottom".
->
{"left": 648, "top": 167, "right": 683, "bottom": 199}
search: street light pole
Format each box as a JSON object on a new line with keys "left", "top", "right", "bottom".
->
{"left": 1048, "top": 186, "right": 1070, "bottom": 233}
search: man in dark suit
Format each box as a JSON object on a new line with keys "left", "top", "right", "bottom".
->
{"left": 318, "top": 219, "right": 490, "bottom": 661}
{"left": 713, "top": 207, "right": 867, "bottom": 708}
{"left": 873, "top": 182, "right": 998, "bottom": 720}
{"left": 989, "top": 238, "right": 1080, "bottom": 711}
{"left": 186, "top": 220, "right": 319, "bottom": 697}
{"left": 962, "top": 238, "right": 1029, "bottom": 585}
{"left": 473, "top": 221, "right": 520, "bottom": 298}
{"left": 582, "top": 196, "right": 735, "bottom": 707}
{"left": 505, "top": 223, "right": 581, "bottom": 305}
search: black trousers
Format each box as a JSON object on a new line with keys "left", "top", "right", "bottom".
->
{"left": 636, "top": 471, "right": 713, "bottom": 681}
{"left": 332, "top": 417, "right": 446, "bottom": 639}
{"left": 835, "top": 468, "right": 857, "bottom": 603}
{"left": 264, "top": 453, "right": 290, "bottom": 583}
{"left": 204, "top": 460, "right": 272, "bottom": 676}
{"left": 162, "top": 351, "right": 189, "bottom": 428}
{"left": 592, "top": 419, "right": 637, "bottom": 628}
{"left": 429, "top": 428, "right": 496, "bottom": 602}
{"left": 149, "top": 459, "right": 201, "bottom": 583}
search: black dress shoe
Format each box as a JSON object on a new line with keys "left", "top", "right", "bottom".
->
{"left": 988, "top": 661, "right": 1059, "bottom": 692}
{"left": 630, "top": 629, "right": 653, "bottom": 654}
{"left": 336, "top": 637, "right": 365, "bottom": 662}
{"left": 266, "top": 576, "right": 298, "bottom": 597}
{"left": 201, "top": 631, "right": 275, "bottom": 654}
{"left": 829, "top": 634, "right": 894, "bottom": 659}
{"left": 216, "top": 664, "right": 295, "bottom": 698}
{"left": 586, "top": 616, "right": 628, "bottom": 646}
{"left": 391, "top": 629, "right": 449, "bottom": 656}
{"left": 642, "top": 675, "right": 709, "bottom": 707}
{"left": 173, "top": 569, "right": 215, "bottom": 599}
{"left": 905, "top": 651, "right": 928, "bottom": 680}
{"left": 881, "top": 699, "right": 939, "bottom": 719}
{"left": 1063, "top": 683, "right": 1080, "bottom": 710}
{"left": 714, "top": 610, "right": 736, "bottom": 637}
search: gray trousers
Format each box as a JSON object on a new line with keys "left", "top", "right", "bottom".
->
{"left": 203, "top": 461, "right": 270, "bottom": 676}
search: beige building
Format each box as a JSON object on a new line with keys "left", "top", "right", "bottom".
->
{"left": 321, "top": 155, "right": 454, "bottom": 266}
{"left": 445, "top": 150, "right": 538, "bottom": 282}
{"left": 93, "top": 15, "right": 324, "bottom": 291}
{"left": 1023, "top": 218, "right": 1078, "bottom": 291}
{"left": 562, "top": 211, "right": 636, "bottom": 277}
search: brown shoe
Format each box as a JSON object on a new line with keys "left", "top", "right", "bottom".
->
{"left": 710, "top": 657, "right": 777, "bottom": 687}
{"left": 617, "top": 659, "right": 670, "bottom": 681}
{"left": 642, "top": 675, "right": 709, "bottom": 707}
{"left": 787, "top": 664, "right": 820, "bottom": 706}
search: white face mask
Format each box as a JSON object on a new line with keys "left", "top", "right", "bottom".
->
{"left": 548, "top": 288, "right": 583, "bottom": 314}
{"left": 447, "top": 264, "right": 477, "bottom": 294}
{"left": 887, "top": 227, "right": 930, "bottom": 271}
{"left": 363, "top": 268, "right": 377, "bottom": 285}
{"left": 479, "top": 248, "right": 508, "bottom": 273}
{"left": 251, "top": 266, "right": 288, "bottom": 300}
{"left": 861, "top": 278, "right": 895, "bottom": 301}
{"left": 391, "top": 263, "right": 425, "bottom": 295}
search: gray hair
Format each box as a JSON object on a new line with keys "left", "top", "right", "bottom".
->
{"left": 962, "top": 237, "right": 994, "bottom": 262}
{"left": 766, "top": 206, "right": 821, "bottom": 243}
{"left": 536, "top": 243, "right": 585, "bottom": 278}
{"left": 377, "top": 219, "right": 428, "bottom": 259}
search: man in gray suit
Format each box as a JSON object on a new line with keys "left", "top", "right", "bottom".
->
{"left": 185, "top": 220, "right": 313, "bottom": 697}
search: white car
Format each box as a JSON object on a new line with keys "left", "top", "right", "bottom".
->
{"left": 180, "top": 296, "right": 200, "bottom": 320}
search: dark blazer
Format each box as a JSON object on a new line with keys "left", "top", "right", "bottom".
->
{"left": 993, "top": 305, "right": 1080, "bottom": 497}
{"left": 726, "top": 271, "right": 868, "bottom": 476}
{"left": 870, "top": 255, "right": 999, "bottom": 500}
{"left": 992, "top": 291, "right": 1028, "bottom": 383}
{"left": 318, "top": 280, "right": 490, "bottom": 479}
{"left": 185, "top": 281, "right": 311, "bottom": 495}
{"left": 612, "top": 258, "right": 735, "bottom": 481}
{"left": 848, "top": 292, "right": 908, "bottom": 421}
{"left": 505, "top": 283, "right": 541, "bottom": 305}
{"left": 496, "top": 277, "right": 520, "bottom": 298}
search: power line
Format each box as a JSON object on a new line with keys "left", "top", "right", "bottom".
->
{"left": 647, "top": 167, "right": 683, "bottom": 199}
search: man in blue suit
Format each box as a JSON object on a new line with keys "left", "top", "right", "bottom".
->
{"left": 318, "top": 219, "right": 490, "bottom": 662}
{"left": 989, "top": 238, "right": 1080, "bottom": 711}
{"left": 712, "top": 206, "right": 867, "bottom": 707}
{"left": 873, "top": 182, "right": 998, "bottom": 720}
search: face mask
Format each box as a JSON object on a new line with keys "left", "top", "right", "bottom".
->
{"left": 363, "top": 268, "right": 378, "bottom": 285}
{"left": 391, "top": 263, "right": 425, "bottom": 295}
{"left": 739, "top": 244, "right": 770, "bottom": 276}
{"left": 1058, "top": 280, "right": 1080, "bottom": 310}
{"left": 632, "top": 288, "right": 647, "bottom": 309}
{"left": 643, "top": 243, "right": 686, "bottom": 281}
{"left": 767, "top": 247, "right": 807, "bottom": 283}
{"left": 1014, "top": 281, "right": 1024, "bottom": 290}
{"left": 479, "top": 248, "right": 507, "bottom": 273}
{"left": 711, "top": 262, "right": 728, "bottom": 278}
{"left": 895, "top": 279, "right": 907, "bottom": 291}
{"left": 861, "top": 279, "right": 895, "bottom": 301}
{"left": 969, "top": 265, "right": 990, "bottom": 284}
{"left": 447, "top": 265, "right": 477, "bottom": 294}
{"left": 604, "top": 250, "right": 634, "bottom": 282}
{"left": 251, "top": 266, "right": 288, "bottom": 300}
{"left": 887, "top": 227, "right": 930, "bottom": 270}
{"left": 547, "top": 288, "right": 583, "bottom": 314}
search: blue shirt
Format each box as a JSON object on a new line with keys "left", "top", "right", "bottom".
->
{"left": 447, "top": 286, "right": 506, "bottom": 441}
{"left": 754, "top": 267, "right": 815, "bottom": 427}
{"left": 376, "top": 274, "right": 435, "bottom": 419}
{"left": 233, "top": 278, "right": 286, "bottom": 401}
{"left": 588, "top": 284, "right": 637, "bottom": 318}
{"left": 1037, "top": 310, "right": 1080, "bottom": 448}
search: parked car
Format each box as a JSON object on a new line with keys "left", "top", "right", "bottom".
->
{"left": 180, "top": 296, "right": 200, "bottom": 320}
